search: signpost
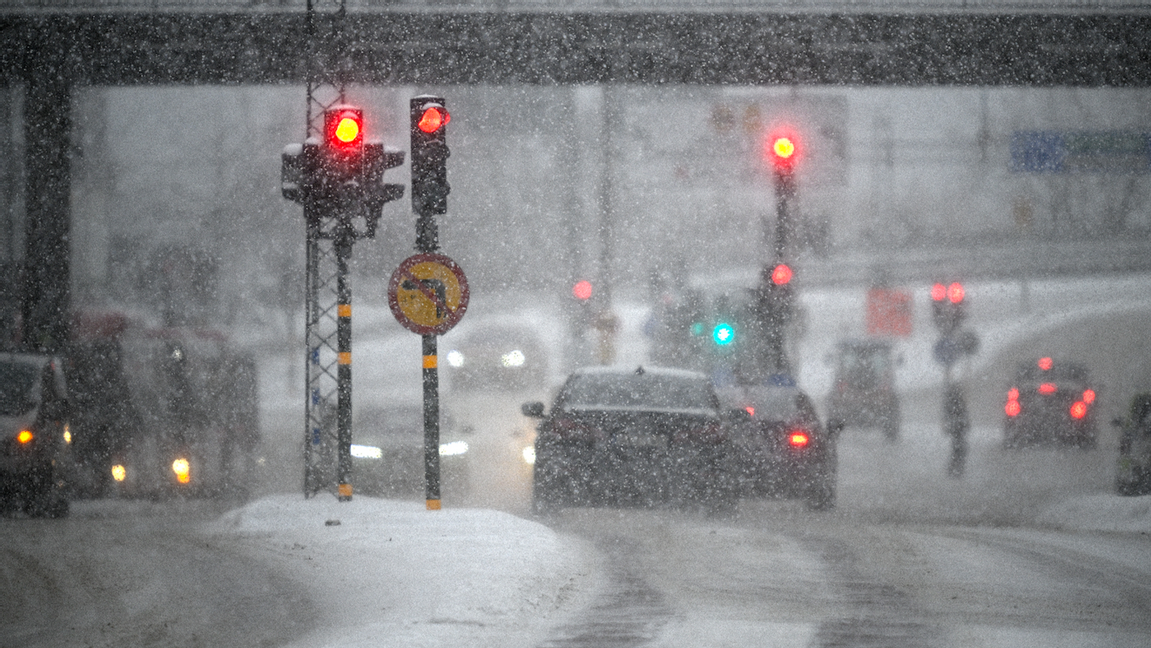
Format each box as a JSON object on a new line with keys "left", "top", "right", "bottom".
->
{"left": 389, "top": 252, "right": 468, "bottom": 510}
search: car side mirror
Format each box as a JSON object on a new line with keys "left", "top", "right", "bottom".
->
{"left": 521, "top": 401, "right": 546, "bottom": 418}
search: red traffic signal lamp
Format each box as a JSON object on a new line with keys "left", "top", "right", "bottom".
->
{"left": 325, "top": 107, "right": 364, "bottom": 152}
{"left": 771, "top": 263, "right": 793, "bottom": 286}
{"left": 931, "top": 281, "right": 966, "bottom": 332}
{"left": 766, "top": 130, "right": 800, "bottom": 172}
{"left": 572, "top": 280, "right": 593, "bottom": 301}
{"left": 411, "top": 96, "right": 451, "bottom": 218}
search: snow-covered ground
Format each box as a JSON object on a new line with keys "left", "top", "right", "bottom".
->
{"left": 199, "top": 488, "right": 1151, "bottom": 648}
{"left": 205, "top": 495, "right": 599, "bottom": 648}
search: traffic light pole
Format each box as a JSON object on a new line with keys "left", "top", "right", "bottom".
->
{"left": 417, "top": 212, "right": 442, "bottom": 510}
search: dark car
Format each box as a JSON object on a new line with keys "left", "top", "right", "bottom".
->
{"left": 826, "top": 339, "right": 901, "bottom": 441}
{"left": 523, "top": 366, "right": 735, "bottom": 514}
{"left": 1003, "top": 357, "right": 1099, "bottom": 449}
{"left": 1114, "top": 393, "right": 1151, "bottom": 496}
{"left": 718, "top": 375, "right": 838, "bottom": 510}
{"left": 443, "top": 322, "right": 549, "bottom": 393}
{"left": 0, "top": 353, "right": 72, "bottom": 517}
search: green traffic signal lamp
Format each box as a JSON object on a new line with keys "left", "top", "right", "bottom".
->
{"left": 713, "top": 322, "right": 735, "bottom": 346}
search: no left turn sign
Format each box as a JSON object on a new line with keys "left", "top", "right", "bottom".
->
{"left": 388, "top": 253, "right": 469, "bottom": 335}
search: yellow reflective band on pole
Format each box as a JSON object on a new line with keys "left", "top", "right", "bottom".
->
{"left": 338, "top": 483, "right": 353, "bottom": 498}
{"left": 338, "top": 304, "right": 352, "bottom": 318}
{"left": 423, "top": 355, "right": 437, "bottom": 369}
{"left": 339, "top": 352, "right": 352, "bottom": 365}
{"left": 426, "top": 499, "right": 441, "bottom": 510}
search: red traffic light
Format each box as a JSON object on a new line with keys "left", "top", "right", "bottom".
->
{"left": 932, "top": 282, "right": 964, "bottom": 303}
{"left": 771, "top": 263, "right": 793, "bottom": 286}
{"left": 325, "top": 108, "right": 364, "bottom": 150}
{"left": 417, "top": 106, "right": 450, "bottom": 134}
{"left": 572, "top": 280, "right": 593, "bottom": 301}
{"left": 766, "top": 129, "right": 800, "bottom": 170}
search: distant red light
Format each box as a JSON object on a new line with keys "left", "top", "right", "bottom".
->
{"left": 745, "top": 406, "right": 755, "bottom": 417}
{"left": 572, "top": 280, "right": 593, "bottom": 301}
{"left": 788, "top": 431, "right": 810, "bottom": 448}
{"left": 947, "top": 282, "right": 965, "bottom": 304}
{"left": 771, "top": 264, "right": 793, "bottom": 286}
{"left": 1069, "top": 401, "right": 1088, "bottom": 420}
{"left": 1007, "top": 387, "right": 1019, "bottom": 401}
{"left": 1038, "top": 383, "right": 1057, "bottom": 395}
{"left": 1082, "top": 389, "right": 1096, "bottom": 404}
{"left": 931, "top": 283, "right": 947, "bottom": 301}
{"left": 1005, "top": 400, "right": 1021, "bottom": 417}
{"left": 1038, "top": 357, "right": 1053, "bottom": 371}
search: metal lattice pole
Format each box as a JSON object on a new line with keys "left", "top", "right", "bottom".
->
{"left": 301, "top": 0, "right": 349, "bottom": 499}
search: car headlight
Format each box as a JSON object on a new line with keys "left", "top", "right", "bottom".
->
{"left": 522, "top": 445, "right": 536, "bottom": 465}
{"left": 351, "top": 444, "right": 383, "bottom": 459}
{"left": 439, "top": 440, "right": 469, "bottom": 456}
{"left": 446, "top": 350, "right": 465, "bottom": 368}
{"left": 501, "top": 350, "right": 526, "bottom": 367}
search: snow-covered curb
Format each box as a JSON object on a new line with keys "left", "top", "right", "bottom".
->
{"left": 205, "top": 494, "right": 597, "bottom": 648}
{"left": 1037, "top": 493, "right": 1151, "bottom": 534}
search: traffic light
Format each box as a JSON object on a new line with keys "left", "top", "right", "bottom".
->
{"left": 281, "top": 105, "right": 405, "bottom": 233}
{"left": 931, "top": 281, "right": 966, "bottom": 333}
{"left": 411, "top": 96, "right": 451, "bottom": 217}
{"left": 766, "top": 129, "right": 800, "bottom": 173}
{"left": 572, "top": 280, "right": 593, "bottom": 301}
{"left": 713, "top": 322, "right": 735, "bottom": 346}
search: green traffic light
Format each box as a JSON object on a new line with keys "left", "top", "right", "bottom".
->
{"left": 690, "top": 322, "right": 704, "bottom": 336}
{"left": 713, "top": 322, "right": 735, "bottom": 346}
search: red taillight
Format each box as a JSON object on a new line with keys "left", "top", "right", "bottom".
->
{"left": 1038, "top": 383, "right": 1057, "bottom": 395}
{"left": 1082, "top": 389, "right": 1096, "bottom": 404}
{"left": 787, "top": 430, "right": 810, "bottom": 448}
{"left": 1069, "top": 401, "right": 1088, "bottom": 420}
{"left": 1005, "top": 400, "right": 1021, "bottom": 417}
{"left": 1007, "top": 387, "right": 1019, "bottom": 401}
{"left": 745, "top": 406, "right": 755, "bottom": 417}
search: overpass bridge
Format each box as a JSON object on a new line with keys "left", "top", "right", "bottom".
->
{"left": 1, "top": 2, "right": 1150, "bottom": 348}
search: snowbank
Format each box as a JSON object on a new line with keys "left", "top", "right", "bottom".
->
{"left": 206, "top": 494, "right": 596, "bottom": 648}
{"left": 1037, "top": 493, "right": 1151, "bottom": 534}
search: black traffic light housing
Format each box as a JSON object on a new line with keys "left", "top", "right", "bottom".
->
{"left": 931, "top": 282, "right": 967, "bottom": 334}
{"left": 281, "top": 106, "right": 404, "bottom": 236}
{"left": 410, "top": 96, "right": 451, "bottom": 217}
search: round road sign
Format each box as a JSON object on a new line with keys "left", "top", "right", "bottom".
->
{"left": 388, "top": 253, "right": 469, "bottom": 335}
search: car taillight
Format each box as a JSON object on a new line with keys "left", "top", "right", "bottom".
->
{"left": 1070, "top": 401, "right": 1088, "bottom": 420}
{"left": 787, "top": 430, "right": 810, "bottom": 449}
{"left": 1006, "top": 388, "right": 1021, "bottom": 417}
{"left": 1038, "top": 383, "right": 1057, "bottom": 395}
{"left": 548, "top": 417, "right": 601, "bottom": 442}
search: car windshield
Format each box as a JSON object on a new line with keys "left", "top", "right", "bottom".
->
{"left": 0, "top": 360, "right": 38, "bottom": 416}
{"left": 561, "top": 372, "right": 717, "bottom": 411}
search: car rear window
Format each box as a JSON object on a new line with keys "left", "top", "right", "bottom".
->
{"left": 561, "top": 373, "right": 718, "bottom": 412}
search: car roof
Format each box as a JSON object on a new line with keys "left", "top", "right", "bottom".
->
{"left": 569, "top": 365, "right": 710, "bottom": 381}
